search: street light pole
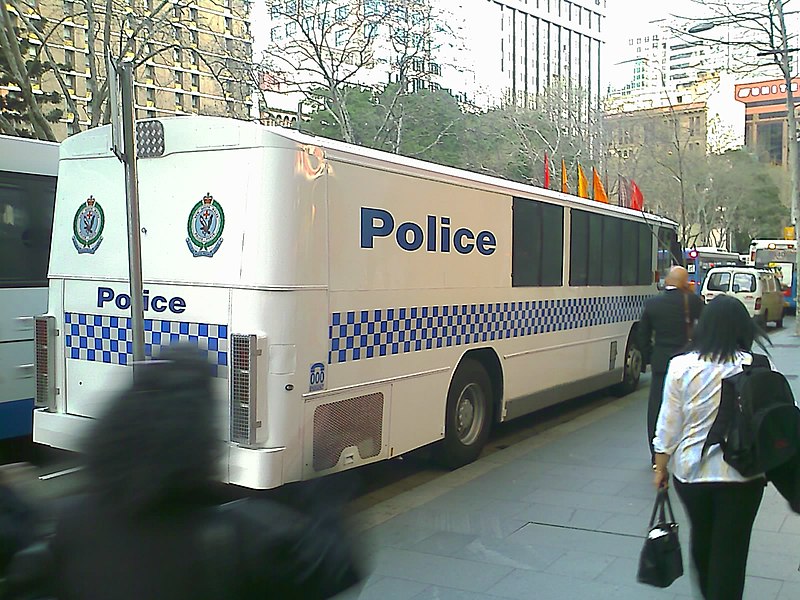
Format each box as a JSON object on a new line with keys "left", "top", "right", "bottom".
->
{"left": 772, "top": 0, "right": 800, "bottom": 334}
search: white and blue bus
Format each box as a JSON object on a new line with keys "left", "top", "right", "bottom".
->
{"left": 749, "top": 238, "right": 797, "bottom": 311}
{"left": 33, "top": 117, "right": 680, "bottom": 488}
{"left": 0, "top": 135, "right": 59, "bottom": 440}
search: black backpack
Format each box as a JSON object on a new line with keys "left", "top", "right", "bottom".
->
{"left": 703, "top": 354, "right": 800, "bottom": 477}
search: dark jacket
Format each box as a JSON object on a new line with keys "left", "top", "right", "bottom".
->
{"left": 638, "top": 288, "right": 704, "bottom": 375}
{"left": 5, "top": 489, "right": 363, "bottom": 600}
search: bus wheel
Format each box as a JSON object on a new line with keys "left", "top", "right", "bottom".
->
{"left": 438, "top": 359, "right": 493, "bottom": 469}
{"left": 612, "top": 335, "right": 642, "bottom": 397}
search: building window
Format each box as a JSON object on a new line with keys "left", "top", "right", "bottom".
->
{"left": 192, "top": 95, "right": 200, "bottom": 110}
{"left": 64, "top": 0, "right": 73, "bottom": 15}
{"left": 64, "top": 49, "right": 75, "bottom": 70}
{"left": 192, "top": 73, "right": 200, "bottom": 88}
{"left": 363, "top": 22, "right": 377, "bottom": 39}
{"left": 225, "top": 16, "right": 232, "bottom": 31}
{"left": 145, "top": 64, "right": 154, "bottom": 81}
{"left": 191, "top": 30, "right": 199, "bottom": 45}
{"left": 335, "top": 6, "right": 348, "bottom": 21}
{"left": 190, "top": 7, "right": 197, "bottom": 20}
{"left": 512, "top": 198, "right": 564, "bottom": 287}
{"left": 286, "top": 22, "right": 297, "bottom": 36}
{"left": 65, "top": 73, "right": 76, "bottom": 93}
{"left": 226, "top": 38, "right": 234, "bottom": 51}
{"left": 146, "top": 88, "right": 155, "bottom": 103}
{"left": 335, "top": 29, "right": 347, "bottom": 46}
{"left": 176, "top": 92, "right": 184, "bottom": 109}
{"left": 173, "top": 4, "right": 181, "bottom": 18}
{"left": 64, "top": 25, "right": 74, "bottom": 43}
{"left": 173, "top": 25, "right": 181, "bottom": 41}
{"left": 271, "top": 26, "right": 282, "bottom": 41}
{"left": 190, "top": 50, "right": 198, "bottom": 65}
{"left": 174, "top": 47, "right": 183, "bottom": 63}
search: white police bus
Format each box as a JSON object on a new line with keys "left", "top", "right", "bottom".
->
{"left": 0, "top": 135, "right": 59, "bottom": 440}
{"left": 33, "top": 117, "right": 679, "bottom": 488}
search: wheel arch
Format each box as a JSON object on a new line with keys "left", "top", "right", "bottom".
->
{"left": 456, "top": 347, "right": 504, "bottom": 424}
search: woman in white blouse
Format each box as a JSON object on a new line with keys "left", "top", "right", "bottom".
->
{"left": 652, "top": 295, "right": 769, "bottom": 600}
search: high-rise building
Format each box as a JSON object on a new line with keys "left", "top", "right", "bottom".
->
{"left": 1, "top": 0, "right": 253, "bottom": 140}
{"left": 455, "top": 0, "right": 607, "bottom": 113}
{"left": 253, "top": 0, "right": 606, "bottom": 118}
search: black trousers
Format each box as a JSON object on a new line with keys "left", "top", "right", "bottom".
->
{"left": 674, "top": 478, "right": 764, "bottom": 600}
{"left": 647, "top": 372, "right": 667, "bottom": 461}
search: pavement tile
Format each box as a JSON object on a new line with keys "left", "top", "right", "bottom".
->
{"left": 779, "top": 580, "right": 800, "bottom": 599}
{"left": 487, "top": 568, "right": 678, "bottom": 600}
{"left": 544, "top": 549, "right": 616, "bottom": 580}
{"left": 339, "top": 576, "right": 430, "bottom": 600}
{"left": 454, "top": 536, "right": 565, "bottom": 570}
{"left": 409, "top": 532, "right": 477, "bottom": 556}
{"left": 743, "top": 575, "right": 784, "bottom": 600}
{"left": 410, "top": 586, "right": 510, "bottom": 600}
{"left": 371, "top": 547, "right": 512, "bottom": 592}
{"left": 523, "top": 487, "right": 651, "bottom": 515}
{"left": 512, "top": 502, "right": 576, "bottom": 524}
{"left": 580, "top": 477, "right": 633, "bottom": 496}
{"left": 744, "top": 549, "right": 800, "bottom": 581}
{"left": 507, "top": 522, "right": 642, "bottom": 558}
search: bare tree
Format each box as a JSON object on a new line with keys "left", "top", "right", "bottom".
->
{"left": 675, "top": 0, "right": 799, "bottom": 330}
{"left": 257, "top": 0, "right": 449, "bottom": 146}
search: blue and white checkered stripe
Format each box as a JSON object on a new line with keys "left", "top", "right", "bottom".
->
{"left": 329, "top": 295, "right": 648, "bottom": 364}
{"left": 65, "top": 313, "right": 229, "bottom": 377}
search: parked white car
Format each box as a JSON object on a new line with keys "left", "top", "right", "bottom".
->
{"left": 701, "top": 266, "right": 785, "bottom": 328}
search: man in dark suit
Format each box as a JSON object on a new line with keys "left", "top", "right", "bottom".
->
{"left": 639, "top": 266, "right": 703, "bottom": 463}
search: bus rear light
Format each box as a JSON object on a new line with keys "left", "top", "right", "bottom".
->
{"left": 34, "top": 316, "right": 56, "bottom": 410}
{"left": 230, "top": 333, "right": 258, "bottom": 446}
{"left": 784, "top": 288, "right": 792, "bottom": 297}
{"left": 755, "top": 298, "right": 762, "bottom": 311}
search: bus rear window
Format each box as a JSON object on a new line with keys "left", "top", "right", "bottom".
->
{"left": 0, "top": 172, "right": 56, "bottom": 288}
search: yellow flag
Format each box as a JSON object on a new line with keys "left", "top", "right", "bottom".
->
{"left": 592, "top": 167, "right": 609, "bottom": 203}
{"left": 577, "top": 165, "right": 589, "bottom": 199}
{"left": 561, "top": 159, "right": 568, "bottom": 194}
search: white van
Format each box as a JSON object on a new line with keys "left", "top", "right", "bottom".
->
{"left": 701, "top": 266, "right": 785, "bottom": 327}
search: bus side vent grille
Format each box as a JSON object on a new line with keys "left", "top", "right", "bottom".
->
{"left": 34, "top": 316, "right": 56, "bottom": 410}
{"left": 230, "top": 334, "right": 256, "bottom": 445}
{"left": 312, "top": 392, "right": 384, "bottom": 472}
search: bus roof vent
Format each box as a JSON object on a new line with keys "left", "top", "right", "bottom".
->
{"left": 136, "top": 120, "right": 165, "bottom": 158}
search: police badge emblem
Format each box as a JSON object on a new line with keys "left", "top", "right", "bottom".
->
{"left": 186, "top": 193, "right": 224, "bottom": 257}
{"left": 72, "top": 196, "right": 105, "bottom": 254}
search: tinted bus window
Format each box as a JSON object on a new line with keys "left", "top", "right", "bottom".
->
{"left": 621, "top": 220, "right": 638, "bottom": 285}
{"left": 569, "top": 210, "right": 589, "bottom": 286}
{"left": 587, "top": 213, "right": 603, "bottom": 286}
{"left": 638, "top": 224, "right": 653, "bottom": 285}
{"left": 512, "top": 197, "right": 564, "bottom": 287}
{"left": 602, "top": 217, "right": 622, "bottom": 285}
{"left": 0, "top": 171, "right": 56, "bottom": 288}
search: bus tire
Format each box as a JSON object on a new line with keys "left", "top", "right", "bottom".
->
{"left": 611, "top": 334, "right": 642, "bottom": 397}
{"left": 437, "top": 359, "right": 493, "bottom": 469}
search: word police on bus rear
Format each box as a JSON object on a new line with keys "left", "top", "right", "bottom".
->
{"left": 97, "top": 287, "right": 186, "bottom": 314}
{"left": 361, "top": 207, "right": 496, "bottom": 255}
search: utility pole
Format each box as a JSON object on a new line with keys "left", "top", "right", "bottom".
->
{"left": 774, "top": 0, "right": 800, "bottom": 334}
{"left": 108, "top": 57, "right": 146, "bottom": 365}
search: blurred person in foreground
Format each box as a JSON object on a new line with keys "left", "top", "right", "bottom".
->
{"left": 639, "top": 265, "right": 703, "bottom": 464}
{"left": 5, "top": 345, "right": 363, "bottom": 600}
{"left": 652, "top": 295, "right": 768, "bottom": 600}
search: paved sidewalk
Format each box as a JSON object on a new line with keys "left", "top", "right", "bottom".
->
{"left": 342, "top": 322, "right": 800, "bottom": 600}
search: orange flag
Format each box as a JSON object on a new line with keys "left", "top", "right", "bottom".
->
{"left": 561, "top": 159, "right": 568, "bottom": 194}
{"left": 592, "top": 167, "right": 609, "bottom": 203}
{"left": 577, "top": 165, "right": 589, "bottom": 199}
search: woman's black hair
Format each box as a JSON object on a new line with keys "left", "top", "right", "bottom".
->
{"left": 81, "top": 344, "right": 219, "bottom": 515}
{"left": 689, "top": 294, "right": 770, "bottom": 362}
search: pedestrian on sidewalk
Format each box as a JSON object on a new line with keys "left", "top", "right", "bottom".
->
{"left": 4, "top": 345, "right": 364, "bottom": 600}
{"left": 638, "top": 265, "right": 703, "bottom": 464}
{"left": 652, "top": 295, "right": 769, "bottom": 600}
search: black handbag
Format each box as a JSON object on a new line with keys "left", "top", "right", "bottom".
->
{"left": 637, "top": 488, "right": 684, "bottom": 588}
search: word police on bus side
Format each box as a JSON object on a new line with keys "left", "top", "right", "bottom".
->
{"left": 361, "top": 207, "right": 497, "bottom": 255}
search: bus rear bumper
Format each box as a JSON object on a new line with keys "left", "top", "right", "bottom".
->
{"left": 225, "top": 444, "right": 286, "bottom": 489}
{"left": 33, "top": 409, "right": 91, "bottom": 452}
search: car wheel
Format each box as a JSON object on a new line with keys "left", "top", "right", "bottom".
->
{"left": 437, "top": 359, "right": 493, "bottom": 469}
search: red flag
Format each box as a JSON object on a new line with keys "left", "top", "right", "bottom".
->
{"left": 544, "top": 152, "right": 551, "bottom": 189}
{"left": 630, "top": 180, "right": 644, "bottom": 211}
{"left": 592, "top": 168, "right": 609, "bottom": 203}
